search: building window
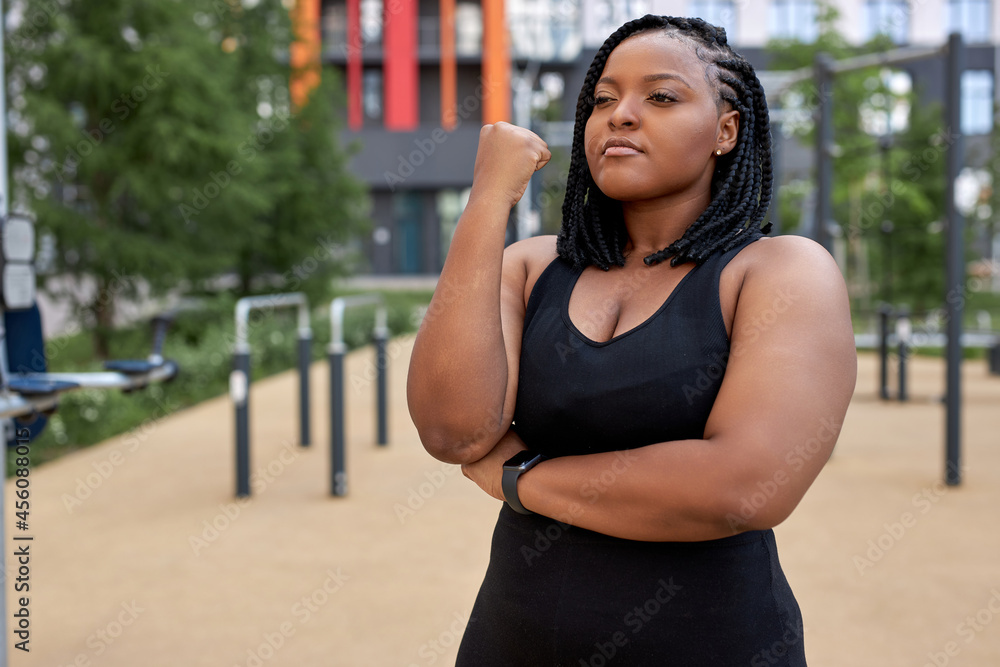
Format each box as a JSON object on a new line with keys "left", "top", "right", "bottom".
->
{"left": 947, "top": 0, "right": 991, "bottom": 43}
{"left": 961, "top": 70, "right": 993, "bottom": 135}
{"left": 863, "top": 1, "right": 909, "bottom": 44}
{"left": 360, "top": 0, "right": 383, "bottom": 47}
{"left": 508, "top": 0, "right": 582, "bottom": 62}
{"left": 591, "top": 0, "right": 650, "bottom": 45}
{"left": 362, "top": 70, "right": 382, "bottom": 122}
{"left": 455, "top": 2, "right": 483, "bottom": 56}
{"left": 769, "top": 0, "right": 818, "bottom": 43}
{"left": 690, "top": 1, "right": 736, "bottom": 39}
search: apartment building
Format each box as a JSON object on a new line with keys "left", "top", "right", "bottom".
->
{"left": 319, "top": 0, "right": 997, "bottom": 274}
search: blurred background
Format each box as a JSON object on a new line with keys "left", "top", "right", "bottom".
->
{"left": 1, "top": 1, "right": 1000, "bottom": 664}
{"left": 1, "top": 0, "right": 998, "bottom": 531}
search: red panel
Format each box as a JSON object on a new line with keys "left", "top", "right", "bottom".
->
{"left": 383, "top": 0, "right": 419, "bottom": 130}
{"left": 346, "top": 0, "right": 363, "bottom": 129}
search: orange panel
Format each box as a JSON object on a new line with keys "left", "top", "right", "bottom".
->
{"left": 440, "top": 0, "right": 457, "bottom": 130}
{"left": 290, "top": 0, "right": 322, "bottom": 110}
{"left": 481, "top": 0, "right": 510, "bottom": 124}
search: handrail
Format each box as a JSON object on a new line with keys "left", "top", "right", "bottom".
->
{"left": 235, "top": 292, "right": 311, "bottom": 353}
{"left": 328, "top": 294, "right": 387, "bottom": 354}
{"left": 0, "top": 361, "right": 179, "bottom": 419}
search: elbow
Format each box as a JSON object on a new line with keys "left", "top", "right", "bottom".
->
{"left": 413, "top": 422, "right": 502, "bottom": 465}
{"left": 417, "top": 428, "right": 482, "bottom": 465}
{"left": 717, "top": 481, "right": 797, "bottom": 534}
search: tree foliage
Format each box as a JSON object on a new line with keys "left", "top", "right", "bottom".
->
{"left": 6, "top": 0, "right": 368, "bottom": 357}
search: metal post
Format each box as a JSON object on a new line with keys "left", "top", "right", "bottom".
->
{"left": 769, "top": 125, "right": 782, "bottom": 235}
{"left": 944, "top": 32, "right": 965, "bottom": 486}
{"left": 232, "top": 348, "right": 251, "bottom": 497}
{"left": 878, "top": 304, "right": 892, "bottom": 400}
{"left": 232, "top": 292, "right": 310, "bottom": 496}
{"left": 329, "top": 341, "right": 347, "bottom": 496}
{"left": 298, "top": 329, "right": 312, "bottom": 447}
{"left": 896, "top": 306, "right": 910, "bottom": 402}
{"left": 374, "top": 308, "right": 389, "bottom": 446}
{"left": 0, "top": 3, "right": 11, "bottom": 656}
{"left": 814, "top": 52, "right": 834, "bottom": 254}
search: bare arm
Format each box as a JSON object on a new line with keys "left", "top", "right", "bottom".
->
{"left": 406, "top": 123, "right": 551, "bottom": 464}
{"left": 462, "top": 237, "right": 858, "bottom": 540}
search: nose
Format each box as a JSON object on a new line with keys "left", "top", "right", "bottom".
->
{"left": 608, "top": 96, "right": 640, "bottom": 129}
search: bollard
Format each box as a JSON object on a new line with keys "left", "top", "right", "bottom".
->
{"left": 878, "top": 304, "right": 892, "bottom": 400}
{"left": 298, "top": 329, "right": 312, "bottom": 447}
{"left": 374, "top": 309, "right": 389, "bottom": 446}
{"left": 896, "top": 306, "right": 910, "bottom": 402}
{"left": 329, "top": 340, "right": 347, "bottom": 497}
{"left": 232, "top": 348, "right": 251, "bottom": 497}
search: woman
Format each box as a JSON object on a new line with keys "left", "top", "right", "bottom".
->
{"left": 407, "top": 15, "right": 856, "bottom": 666}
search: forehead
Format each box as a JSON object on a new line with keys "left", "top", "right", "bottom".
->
{"left": 600, "top": 31, "right": 712, "bottom": 91}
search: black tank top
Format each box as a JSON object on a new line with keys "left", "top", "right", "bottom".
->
{"left": 513, "top": 237, "right": 757, "bottom": 457}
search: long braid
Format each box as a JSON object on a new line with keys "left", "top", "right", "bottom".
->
{"left": 557, "top": 15, "right": 774, "bottom": 269}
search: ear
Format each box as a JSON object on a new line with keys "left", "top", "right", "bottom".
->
{"left": 715, "top": 109, "right": 740, "bottom": 154}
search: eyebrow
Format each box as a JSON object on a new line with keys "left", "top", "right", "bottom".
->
{"left": 597, "top": 73, "right": 693, "bottom": 89}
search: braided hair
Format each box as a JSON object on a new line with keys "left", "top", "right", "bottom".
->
{"left": 556, "top": 15, "right": 773, "bottom": 269}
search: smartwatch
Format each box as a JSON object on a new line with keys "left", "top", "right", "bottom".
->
{"left": 502, "top": 451, "right": 548, "bottom": 515}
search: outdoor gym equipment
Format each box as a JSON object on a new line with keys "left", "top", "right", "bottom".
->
{"left": 228, "top": 292, "right": 390, "bottom": 499}
{"left": 328, "top": 294, "right": 389, "bottom": 497}
{"left": 783, "top": 34, "right": 968, "bottom": 486}
{"left": 231, "top": 292, "right": 312, "bottom": 497}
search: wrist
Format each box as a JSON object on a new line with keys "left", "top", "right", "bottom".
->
{"left": 502, "top": 451, "right": 547, "bottom": 514}
{"left": 467, "top": 183, "right": 518, "bottom": 212}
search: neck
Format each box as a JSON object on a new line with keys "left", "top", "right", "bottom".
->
{"left": 620, "top": 189, "right": 712, "bottom": 259}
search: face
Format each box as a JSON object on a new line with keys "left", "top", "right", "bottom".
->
{"left": 584, "top": 31, "right": 739, "bottom": 205}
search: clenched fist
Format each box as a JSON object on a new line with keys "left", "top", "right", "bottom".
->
{"left": 470, "top": 122, "right": 551, "bottom": 210}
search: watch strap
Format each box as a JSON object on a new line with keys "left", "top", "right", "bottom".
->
{"left": 502, "top": 452, "right": 546, "bottom": 515}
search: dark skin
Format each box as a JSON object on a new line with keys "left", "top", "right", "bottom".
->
{"left": 406, "top": 32, "right": 857, "bottom": 541}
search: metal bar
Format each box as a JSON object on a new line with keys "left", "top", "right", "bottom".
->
{"left": 769, "top": 46, "right": 945, "bottom": 95}
{"left": 944, "top": 33, "right": 964, "bottom": 487}
{"left": 769, "top": 125, "right": 782, "bottom": 235}
{"left": 327, "top": 294, "right": 390, "bottom": 493}
{"left": 896, "top": 306, "right": 910, "bottom": 402}
{"left": 233, "top": 351, "right": 251, "bottom": 497}
{"left": 329, "top": 343, "right": 347, "bottom": 496}
{"left": 298, "top": 332, "right": 312, "bottom": 447}
{"left": 0, "top": 392, "right": 60, "bottom": 420}
{"left": 878, "top": 304, "right": 891, "bottom": 400}
{"left": 232, "top": 293, "right": 311, "bottom": 495}
{"left": 234, "top": 292, "right": 309, "bottom": 352}
{"left": 13, "top": 363, "right": 179, "bottom": 391}
{"left": 374, "top": 306, "right": 389, "bottom": 446}
{"left": 814, "top": 52, "right": 834, "bottom": 254}
{"left": 0, "top": 1, "right": 9, "bottom": 643}
{"left": 829, "top": 45, "right": 944, "bottom": 74}
{"left": 329, "top": 293, "right": 383, "bottom": 349}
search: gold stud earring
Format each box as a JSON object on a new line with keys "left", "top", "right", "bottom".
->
{"left": 715, "top": 149, "right": 723, "bottom": 156}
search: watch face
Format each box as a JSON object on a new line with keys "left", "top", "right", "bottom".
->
{"left": 504, "top": 450, "right": 539, "bottom": 469}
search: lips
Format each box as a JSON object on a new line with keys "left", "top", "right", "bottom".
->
{"left": 602, "top": 136, "right": 642, "bottom": 156}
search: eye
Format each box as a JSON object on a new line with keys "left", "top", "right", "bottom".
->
{"left": 588, "top": 93, "right": 615, "bottom": 107}
{"left": 648, "top": 91, "right": 677, "bottom": 103}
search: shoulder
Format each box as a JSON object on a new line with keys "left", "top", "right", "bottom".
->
{"left": 746, "top": 235, "right": 844, "bottom": 292}
{"left": 727, "top": 235, "right": 844, "bottom": 293}
{"left": 503, "top": 235, "right": 560, "bottom": 308}
{"left": 729, "top": 235, "right": 852, "bottom": 342}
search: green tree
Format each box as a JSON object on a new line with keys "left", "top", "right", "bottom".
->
{"left": 6, "top": 0, "right": 367, "bottom": 357}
